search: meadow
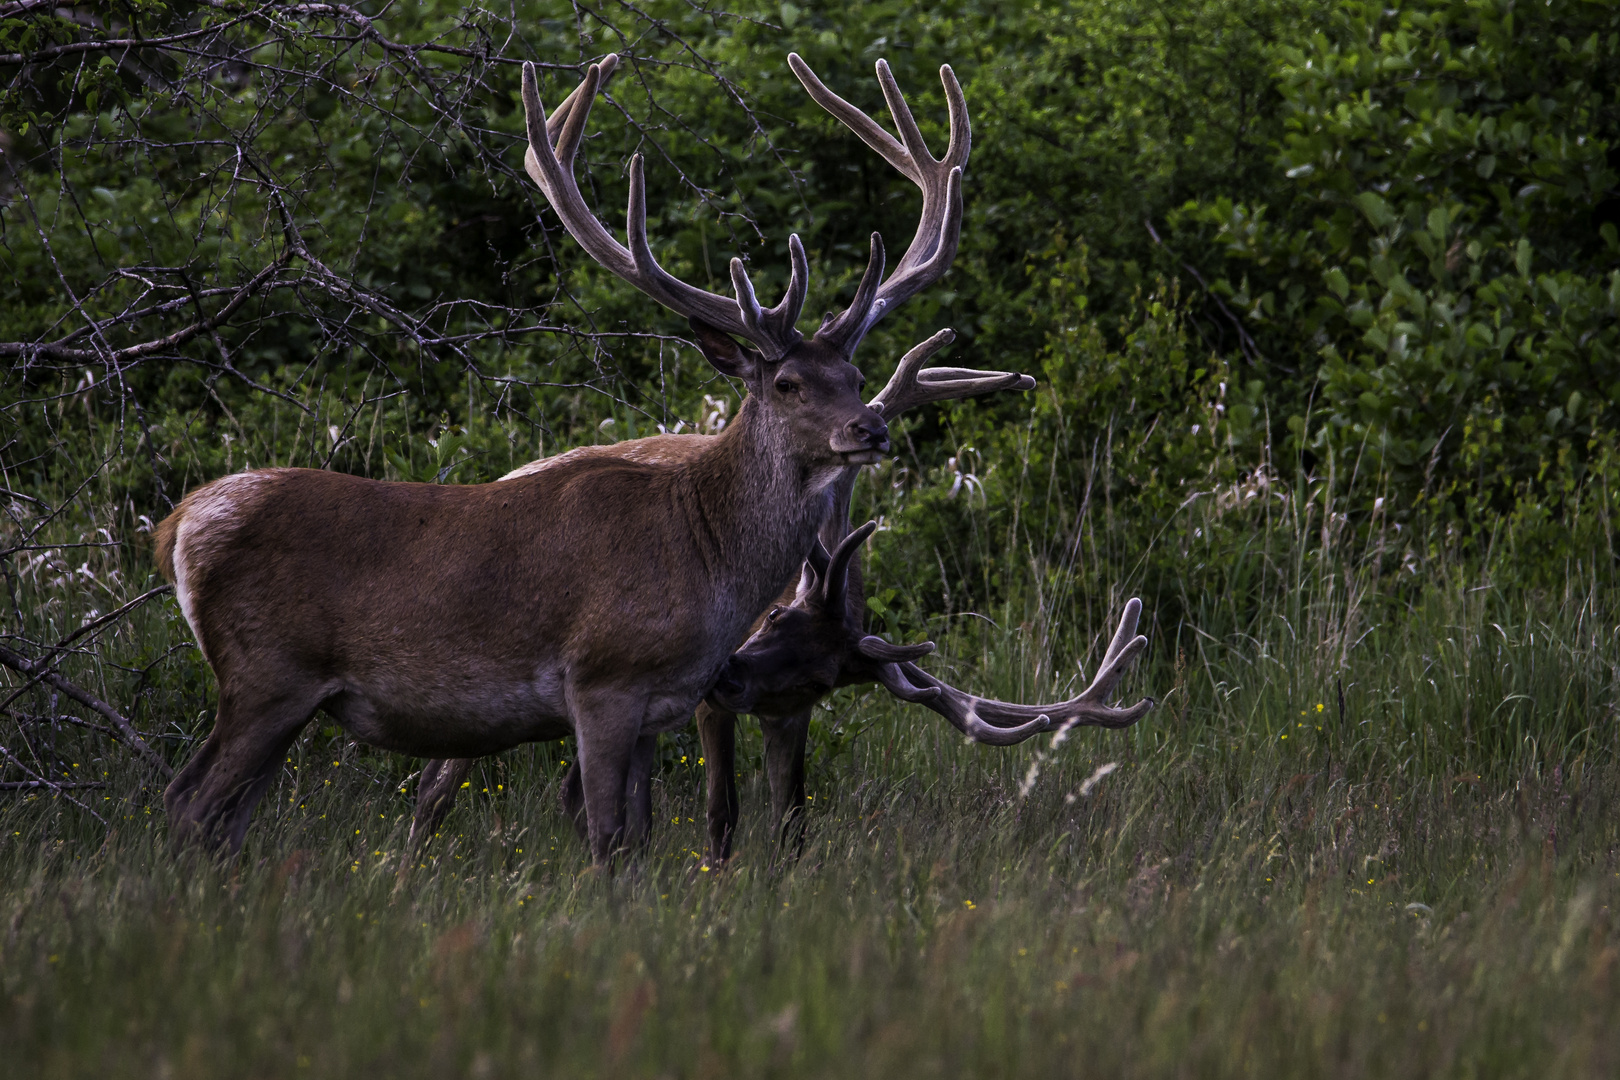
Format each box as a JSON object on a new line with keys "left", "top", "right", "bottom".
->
{"left": 4, "top": 461, "right": 1619, "bottom": 1078}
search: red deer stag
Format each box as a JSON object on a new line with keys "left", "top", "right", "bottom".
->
{"left": 702, "top": 519, "right": 1152, "bottom": 857}
{"left": 697, "top": 52, "right": 1154, "bottom": 858}
{"left": 403, "top": 52, "right": 1043, "bottom": 852}
{"left": 154, "top": 51, "right": 968, "bottom": 863}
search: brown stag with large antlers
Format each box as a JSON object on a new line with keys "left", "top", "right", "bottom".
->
{"left": 702, "top": 520, "right": 1152, "bottom": 857}
{"left": 153, "top": 50, "right": 989, "bottom": 863}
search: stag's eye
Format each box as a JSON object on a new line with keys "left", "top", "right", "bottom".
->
{"left": 775, "top": 378, "right": 798, "bottom": 395}
{"left": 766, "top": 606, "right": 783, "bottom": 621}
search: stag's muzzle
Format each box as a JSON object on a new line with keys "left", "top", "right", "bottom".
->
{"left": 831, "top": 408, "right": 889, "bottom": 464}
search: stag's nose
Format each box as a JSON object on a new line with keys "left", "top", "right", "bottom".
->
{"left": 845, "top": 411, "right": 889, "bottom": 451}
{"left": 709, "top": 663, "right": 753, "bottom": 712}
{"left": 713, "top": 668, "right": 745, "bottom": 699}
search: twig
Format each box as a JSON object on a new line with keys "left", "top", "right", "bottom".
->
{"left": 53, "top": 585, "right": 175, "bottom": 654}
{"left": 0, "top": 645, "right": 173, "bottom": 778}
{"left": 1143, "top": 218, "right": 1266, "bottom": 366}
{"left": 0, "top": 743, "right": 108, "bottom": 823}
{"left": 5, "top": 711, "right": 122, "bottom": 739}
{"left": 0, "top": 585, "right": 175, "bottom": 714}
{"left": 0, "top": 254, "right": 292, "bottom": 362}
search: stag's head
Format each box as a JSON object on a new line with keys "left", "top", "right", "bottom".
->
{"left": 708, "top": 521, "right": 934, "bottom": 715}
{"left": 714, "top": 516, "right": 1156, "bottom": 744}
{"left": 518, "top": 52, "right": 971, "bottom": 467}
{"left": 685, "top": 318, "right": 888, "bottom": 467}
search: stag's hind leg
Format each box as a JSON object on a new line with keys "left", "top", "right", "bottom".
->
{"left": 166, "top": 680, "right": 323, "bottom": 854}
{"left": 409, "top": 758, "right": 475, "bottom": 847}
{"left": 761, "top": 708, "right": 812, "bottom": 854}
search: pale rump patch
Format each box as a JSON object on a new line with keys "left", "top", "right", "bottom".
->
{"left": 172, "top": 471, "right": 277, "bottom": 659}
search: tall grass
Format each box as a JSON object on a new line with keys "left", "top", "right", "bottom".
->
{"left": 4, "top": 428, "right": 1620, "bottom": 1075}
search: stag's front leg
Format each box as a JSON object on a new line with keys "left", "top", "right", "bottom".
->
{"left": 623, "top": 735, "right": 658, "bottom": 849}
{"left": 563, "top": 741, "right": 652, "bottom": 847}
{"left": 569, "top": 684, "right": 648, "bottom": 866}
{"left": 697, "top": 702, "right": 740, "bottom": 863}
{"left": 761, "top": 708, "right": 813, "bottom": 854}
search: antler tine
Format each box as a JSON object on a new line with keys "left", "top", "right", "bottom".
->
{"left": 871, "top": 662, "right": 1051, "bottom": 746}
{"left": 869, "top": 328, "right": 953, "bottom": 414}
{"left": 823, "top": 519, "right": 876, "bottom": 606}
{"left": 868, "top": 328, "right": 1037, "bottom": 420}
{"left": 882, "top": 600, "right": 1155, "bottom": 738}
{"left": 732, "top": 235, "right": 810, "bottom": 347}
{"left": 546, "top": 53, "right": 619, "bottom": 164}
{"left": 788, "top": 53, "right": 912, "bottom": 177}
{"left": 875, "top": 58, "right": 931, "bottom": 174}
{"left": 804, "top": 533, "right": 831, "bottom": 582}
{"left": 521, "top": 59, "right": 806, "bottom": 359}
{"left": 939, "top": 64, "right": 971, "bottom": 172}
{"left": 791, "top": 54, "right": 972, "bottom": 354}
{"left": 1072, "top": 597, "right": 1151, "bottom": 708}
{"left": 872, "top": 164, "right": 963, "bottom": 310}
{"left": 819, "top": 232, "right": 887, "bottom": 338}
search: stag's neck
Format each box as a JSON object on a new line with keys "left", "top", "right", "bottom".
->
{"left": 821, "top": 467, "right": 867, "bottom": 629}
{"left": 680, "top": 396, "right": 835, "bottom": 609}
{"left": 821, "top": 468, "right": 858, "bottom": 547}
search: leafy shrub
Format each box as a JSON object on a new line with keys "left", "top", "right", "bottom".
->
{"left": 1179, "top": 0, "right": 1620, "bottom": 521}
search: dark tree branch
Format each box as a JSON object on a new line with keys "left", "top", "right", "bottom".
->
{"left": 0, "top": 645, "right": 173, "bottom": 777}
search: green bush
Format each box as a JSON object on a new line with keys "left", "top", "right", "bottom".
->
{"left": 3, "top": 0, "right": 1618, "bottom": 629}
{"left": 1178, "top": 0, "right": 1620, "bottom": 521}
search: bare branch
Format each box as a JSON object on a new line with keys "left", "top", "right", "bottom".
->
{"left": 0, "top": 645, "right": 173, "bottom": 777}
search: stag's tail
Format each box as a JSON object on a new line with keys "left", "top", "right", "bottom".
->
{"left": 153, "top": 505, "right": 184, "bottom": 584}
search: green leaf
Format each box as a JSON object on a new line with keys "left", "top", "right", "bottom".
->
{"left": 1426, "top": 206, "right": 1449, "bottom": 240}
{"left": 1354, "top": 192, "right": 1395, "bottom": 229}
{"left": 1324, "top": 267, "right": 1350, "bottom": 301}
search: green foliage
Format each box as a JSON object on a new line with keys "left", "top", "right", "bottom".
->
{"left": 1179, "top": 0, "right": 1620, "bottom": 520}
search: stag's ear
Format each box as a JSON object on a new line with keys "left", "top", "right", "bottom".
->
{"left": 796, "top": 536, "right": 831, "bottom": 599}
{"left": 688, "top": 317, "right": 761, "bottom": 382}
{"left": 805, "top": 536, "right": 831, "bottom": 581}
